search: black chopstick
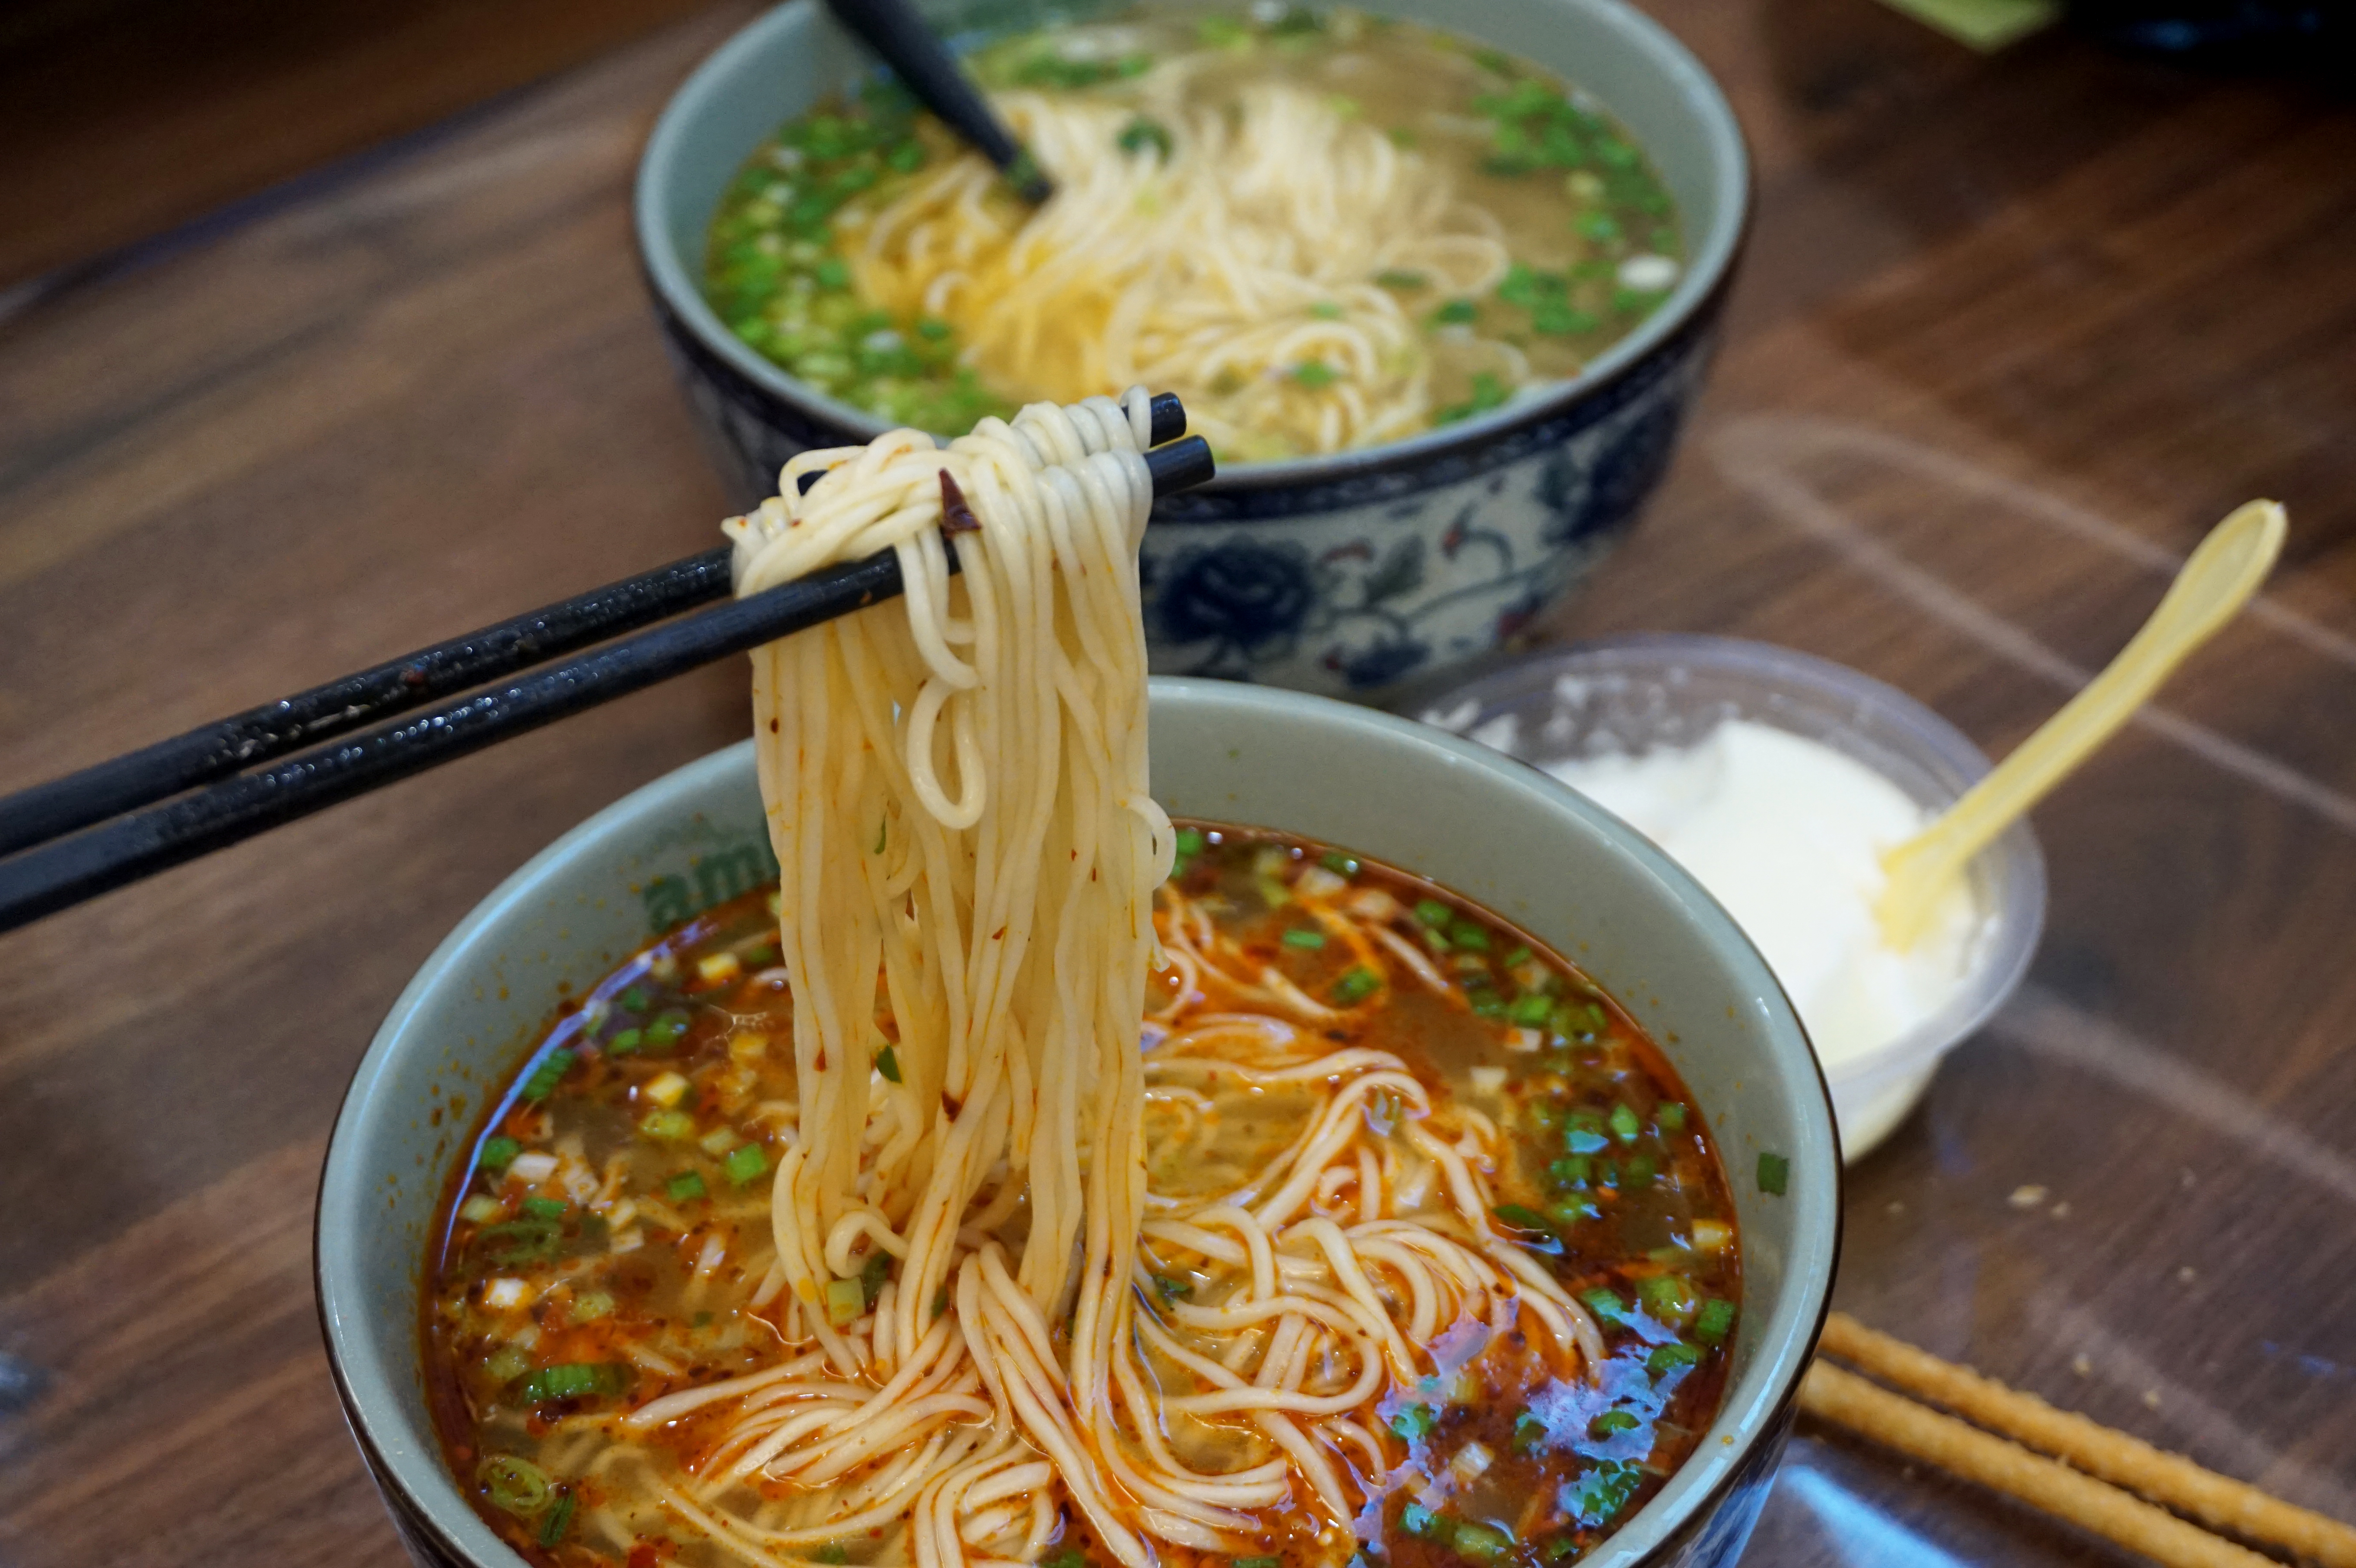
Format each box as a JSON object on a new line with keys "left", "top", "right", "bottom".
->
{"left": 0, "top": 433, "right": 1214, "bottom": 933}
{"left": 0, "top": 393, "right": 1184, "bottom": 859}
{"left": 822, "top": 0, "right": 1054, "bottom": 204}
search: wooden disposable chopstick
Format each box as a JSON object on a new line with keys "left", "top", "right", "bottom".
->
{"left": 0, "top": 392, "right": 1184, "bottom": 860}
{"left": 0, "top": 425, "right": 1211, "bottom": 934}
{"left": 1806, "top": 1312, "right": 2356, "bottom": 1568}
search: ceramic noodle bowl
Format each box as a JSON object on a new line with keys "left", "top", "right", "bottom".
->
{"left": 633, "top": 0, "right": 1750, "bottom": 699}
{"left": 318, "top": 680, "right": 1834, "bottom": 1568}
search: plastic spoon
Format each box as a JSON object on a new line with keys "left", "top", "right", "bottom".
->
{"left": 1876, "top": 499, "right": 2287, "bottom": 949}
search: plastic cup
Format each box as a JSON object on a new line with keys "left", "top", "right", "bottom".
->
{"left": 1423, "top": 633, "right": 2046, "bottom": 1161}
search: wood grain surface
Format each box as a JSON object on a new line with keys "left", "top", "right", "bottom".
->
{"left": 1, "top": 3, "right": 2351, "bottom": 1565}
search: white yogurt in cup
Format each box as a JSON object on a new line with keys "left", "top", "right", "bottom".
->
{"left": 1426, "top": 636, "right": 2046, "bottom": 1160}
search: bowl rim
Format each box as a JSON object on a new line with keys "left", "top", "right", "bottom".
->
{"left": 1422, "top": 631, "right": 2051, "bottom": 1088}
{"left": 317, "top": 678, "right": 1839, "bottom": 1568}
{"left": 631, "top": 0, "right": 1754, "bottom": 493}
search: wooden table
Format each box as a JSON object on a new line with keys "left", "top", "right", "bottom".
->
{"left": 2, "top": 3, "right": 2351, "bottom": 1563}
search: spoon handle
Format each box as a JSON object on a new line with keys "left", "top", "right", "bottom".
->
{"left": 822, "top": 0, "right": 1052, "bottom": 203}
{"left": 1877, "top": 499, "right": 2287, "bottom": 948}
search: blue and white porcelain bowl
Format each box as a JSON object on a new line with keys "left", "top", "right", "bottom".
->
{"left": 634, "top": 0, "right": 1750, "bottom": 699}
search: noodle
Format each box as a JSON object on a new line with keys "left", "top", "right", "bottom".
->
{"left": 846, "top": 82, "right": 1510, "bottom": 458}
{"left": 681, "top": 395, "right": 1601, "bottom": 1568}
{"left": 428, "top": 393, "right": 1753, "bottom": 1568}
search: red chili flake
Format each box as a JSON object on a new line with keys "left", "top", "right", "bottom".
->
{"left": 939, "top": 470, "right": 981, "bottom": 534}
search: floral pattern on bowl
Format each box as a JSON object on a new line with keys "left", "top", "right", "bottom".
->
{"left": 1139, "top": 335, "right": 1709, "bottom": 693}
{"left": 658, "top": 291, "right": 1719, "bottom": 699}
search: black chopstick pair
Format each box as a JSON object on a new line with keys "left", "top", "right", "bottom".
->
{"left": 0, "top": 402, "right": 1211, "bottom": 933}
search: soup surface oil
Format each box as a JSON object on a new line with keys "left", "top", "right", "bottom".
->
{"left": 425, "top": 828, "right": 1739, "bottom": 1568}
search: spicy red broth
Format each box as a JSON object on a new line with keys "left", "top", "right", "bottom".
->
{"left": 424, "top": 825, "right": 1739, "bottom": 1568}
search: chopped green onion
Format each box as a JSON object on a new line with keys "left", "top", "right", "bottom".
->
{"left": 1320, "top": 852, "right": 1359, "bottom": 876}
{"left": 1549, "top": 1155, "right": 1591, "bottom": 1189}
{"left": 618, "top": 986, "right": 649, "bottom": 1012}
{"left": 484, "top": 1345, "right": 531, "bottom": 1384}
{"left": 478, "top": 1135, "right": 520, "bottom": 1173}
{"left": 1513, "top": 1409, "right": 1548, "bottom": 1452}
{"left": 1492, "top": 1204, "right": 1554, "bottom": 1233}
{"left": 1469, "top": 992, "right": 1507, "bottom": 1018}
{"left": 1434, "top": 372, "right": 1510, "bottom": 424}
{"left": 519, "top": 1049, "right": 574, "bottom": 1103}
{"left": 1695, "top": 1298, "right": 1737, "bottom": 1343}
{"left": 824, "top": 1277, "right": 866, "bottom": 1326}
{"left": 538, "top": 1488, "right": 576, "bottom": 1547}
{"left": 1308, "top": 301, "right": 1344, "bottom": 320}
{"left": 814, "top": 256, "right": 851, "bottom": 289}
{"left": 1154, "top": 1274, "right": 1191, "bottom": 1303}
{"left": 1757, "top": 1151, "right": 1790, "bottom": 1196}
{"left": 815, "top": 1546, "right": 849, "bottom": 1567}
{"left": 520, "top": 1196, "right": 567, "bottom": 1220}
{"left": 1577, "top": 211, "right": 1623, "bottom": 243}
{"left": 1116, "top": 117, "right": 1174, "bottom": 159}
{"left": 1451, "top": 1522, "right": 1514, "bottom": 1562}
{"left": 1657, "top": 1101, "right": 1688, "bottom": 1131}
{"left": 860, "top": 1249, "right": 893, "bottom": 1307}
{"left": 1292, "top": 360, "right": 1337, "bottom": 388}
{"left": 1549, "top": 1196, "right": 1600, "bottom": 1226}
{"left": 472, "top": 1217, "right": 561, "bottom": 1266}
{"left": 1609, "top": 1102, "right": 1642, "bottom": 1143}
{"left": 1531, "top": 301, "right": 1599, "bottom": 336}
{"left": 1174, "top": 828, "right": 1206, "bottom": 857}
{"left": 571, "top": 1290, "right": 615, "bottom": 1323}
{"left": 1389, "top": 1402, "right": 1437, "bottom": 1441}
{"left": 1647, "top": 1340, "right": 1705, "bottom": 1375}
{"left": 477, "top": 1454, "right": 551, "bottom": 1517}
{"left": 1580, "top": 1287, "right": 1631, "bottom": 1327}
{"left": 1375, "top": 269, "right": 1428, "bottom": 289}
{"left": 606, "top": 1027, "right": 643, "bottom": 1055}
{"left": 876, "top": 1044, "right": 902, "bottom": 1083}
{"left": 1330, "top": 966, "right": 1381, "bottom": 1004}
{"left": 1431, "top": 299, "right": 1479, "bottom": 326}
{"left": 724, "top": 1143, "right": 771, "bottom": 1185}
{"left": 1507, "top": 993, "right": 1554, "bottom": 1026}
{"left": 1590, "top": 1409, "right": 1640, "bottom": 1437}
{"left": 668, "top": 1170, "right": 707, "bottom": 1202}
{"left": 1237, "top": 1558, "right": 1281, "bottom": 1568}
{"left": 1503, "top": 945, "right": 1532, "bottom": 967}
{"left": 1282, "top": 928, "right": 1327, "bottom": 950}
{"left": 1448, "top": 920, "right": 1490, "bottom": 951}
{"left": 646, "top": 1010, "right": 692, "bottom": 1049}
{"left": 519, "top": 1362, "right": 629, "bottom": 1404}
{"left": 639, "top": 1109, "right": 694, "bottom": 1141}
{"left": 1639, "top": 1274, "right": 1695, "bottom": 1323}
{"left": 1401, "top": 1502, "right": 1439, "bottom": 1537}
{"left": 1623, "top": 1154, "right": 1657, "bottom": 1187}
{"left": 1414, "top": 898, "right": 1453, "bottom": 926}
{"left": 1040, "top": 1550, "right": 1087, "bottom": 1568}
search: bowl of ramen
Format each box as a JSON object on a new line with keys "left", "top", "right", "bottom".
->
{"left": 318, "top": 680, "right": 1835, "bottom": 1568}
{"left": 634, "top": 0, "right": 1749, "bottom": 698}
